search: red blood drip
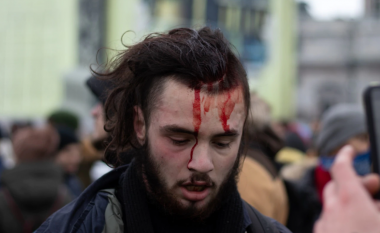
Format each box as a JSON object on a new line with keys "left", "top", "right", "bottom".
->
{"left": 219, "top": 92, "right": 232, "bottom": 131}
{"left": 188, "top": 134, "right": 198, "bottom": 168}
{"left": 203, "top": 96, "right": 211, "bottom": 115}
{"left": 188, "top": 89, "right": 202, "bottom": 168}
{"left": 218, "top": 89, "right": 238, "bottom": 132}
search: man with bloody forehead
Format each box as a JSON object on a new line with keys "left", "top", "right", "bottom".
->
{"left": 36, "top": 27, "right": 290, "bottom": 233}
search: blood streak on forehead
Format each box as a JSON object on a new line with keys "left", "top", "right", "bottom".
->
{"left": 203, "top": 80, "right": 242, "bottom": 132}
{"left": 187, "top": 82, "right": 242, "bottom": 169}
{"left": 217, "top": 89, "right": 241, "bottom": 132}
{"left": 187, "top": 88, "right": 201, "bottom": 169}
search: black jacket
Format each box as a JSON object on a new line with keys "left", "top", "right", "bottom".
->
{"left": 285, "top": 167, "right": 322, "bottom": 233}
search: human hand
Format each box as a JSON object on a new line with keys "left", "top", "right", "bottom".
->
{"left": 314, "top": 145, "right": 380, "bottom": 233}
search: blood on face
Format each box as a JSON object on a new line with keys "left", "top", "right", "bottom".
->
{"left": 187, "top": 85, "right": 242, "bottom": 168}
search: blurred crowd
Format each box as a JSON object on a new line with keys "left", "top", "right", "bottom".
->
{"left": 0, "top": 78, "right": 371, "bottom": 232}
{"left": 0, "top": 76, "right": 115, "bottom": 232}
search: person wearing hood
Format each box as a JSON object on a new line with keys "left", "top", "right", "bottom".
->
{"left": 0, "top": 126, "right": 72, "bottom": 233}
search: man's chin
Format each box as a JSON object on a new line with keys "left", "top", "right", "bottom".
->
{"left": 171, "top": 199, "right": 214, "bottom": 222}
{"left": 179, "top": 196, "right": 211, "bottom": 209}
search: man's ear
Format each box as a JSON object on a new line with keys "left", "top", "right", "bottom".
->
{"left": 134, "top": 106, "right": 146, "bottom": 145}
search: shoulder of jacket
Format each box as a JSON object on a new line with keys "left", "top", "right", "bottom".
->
{"left": 35, "top": 190, "right": 112, "bottom": 233}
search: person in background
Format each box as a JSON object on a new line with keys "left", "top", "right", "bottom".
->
{"left": 55, "top": 127, "right": 83, "bottom": 198}
{"left": 0, "top": 121, "right": 33, "bottom": 170}
{"left": 79, "top": 76, "right": 135, "bottom": 186}
{"left": 76, "top": 76, "right": 113, "bottom": 187}
{"left": 273, "top": 120, "right": 308, "bottom": 166}
{"left": 315, "top": 104, "right": 369, "bottom": 200}
{"left": 237, "top": 93, "right": 289, "bottom": 224}
{"left": 47, "top": 110, "right": 79, "bottom": 132}
{"left": 285, "top": 103, "right": 370, "bottom": 233}
{"left": 314, "top": 145, "right": 380, "bottom": 233}
{"left": 279, "top": 120, "right": 320, "bottom": 182}
{"left": 0, "top": 126, "right": 72, "bottom": 233}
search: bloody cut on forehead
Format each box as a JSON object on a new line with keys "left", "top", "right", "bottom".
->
{"left": 187, "top": 83, "right": 242, "bottom": 167}
{"left": 188, "top": 88, "right": 202, "bottom": 168}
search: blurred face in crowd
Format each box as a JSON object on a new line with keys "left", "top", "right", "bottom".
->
{"left": 13, "top": 126, "right": 59, "bottom": 163}
{"left": 56, "top": 143, "right": 82, "bottom": 174}
{"left": 134, "top": 79, "right": 246, "bottom": 219}
{"left": 91, "top": 103, "right": 108, "bottom": 142}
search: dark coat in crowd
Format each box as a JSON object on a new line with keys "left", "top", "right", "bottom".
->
{"left": 284, "top": 167, "right": 321, "bottom": 233}
{"left": 0, "top": 161, "right": 72, "bottom": 233}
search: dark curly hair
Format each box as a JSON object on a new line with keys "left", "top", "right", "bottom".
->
{"left": 94, "top": 27, "right": 251, "bottom": 167}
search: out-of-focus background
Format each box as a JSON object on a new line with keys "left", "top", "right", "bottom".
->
{"left": 1, "top": 0, "right": 379, "bottom": 129}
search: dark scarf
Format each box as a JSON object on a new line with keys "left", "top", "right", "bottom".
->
{"left": 120, "top": 160, "right": 246, "bottom": 233}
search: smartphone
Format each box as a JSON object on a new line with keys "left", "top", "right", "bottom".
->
{"left": 363, "top": 84, "right": 380, "bottom": 198}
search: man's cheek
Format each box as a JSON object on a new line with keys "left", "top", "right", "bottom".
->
{"left": 216, "top": 152, "right": 238, "bottom": 178}
{"left": 151, "top": 138, "right": 185, "bottom": 163}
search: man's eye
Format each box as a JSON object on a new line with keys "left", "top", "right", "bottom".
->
{"left": 171, "top": 139, "right": 189, "bottom": 146}
{"left": 213, "top": 142, "right": 230, "bottom": 149}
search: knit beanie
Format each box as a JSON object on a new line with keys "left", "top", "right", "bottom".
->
{"left": 316, "top": 104, "right": 366, "bottom": 155}
{"left": 56, "top": 127, "right": 79, "bottom": 151}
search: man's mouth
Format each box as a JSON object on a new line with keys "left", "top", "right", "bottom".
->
{"left": 184, "top": 185, "right": 207, "bottom": 192}
{"left": 180, "top": 182, "right": 213, "bottom": 202}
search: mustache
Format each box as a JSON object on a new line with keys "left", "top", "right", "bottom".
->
{"left": 178, "top": 172, "right": 214, "bottom": 186}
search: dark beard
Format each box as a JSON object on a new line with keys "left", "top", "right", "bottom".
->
{"left": 134, "top": 140, "right": 242, "bottom": 223}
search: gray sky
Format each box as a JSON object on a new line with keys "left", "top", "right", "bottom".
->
{"left": 302, "top": 0, "right": 364, "bottom": 20}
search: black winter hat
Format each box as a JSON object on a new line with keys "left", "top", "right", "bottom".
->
{"left": 56, "top": 127, "right": 79, "bottom": 151}
{"left": 86, "top": 76, "right": 113, "bottom": 104}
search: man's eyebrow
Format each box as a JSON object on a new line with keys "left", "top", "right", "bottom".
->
{"left": 160, "top": 125, "right": 239, "bottom": 137}
{"left": 213, "top": 130, "right": 239, "bottom": 138}
{"left": 160, "top": 125, "right": 195, "bottom": 135}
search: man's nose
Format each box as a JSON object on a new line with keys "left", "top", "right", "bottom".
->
{"left": 187, "top": 143, "right": 214, "bottom": 173}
